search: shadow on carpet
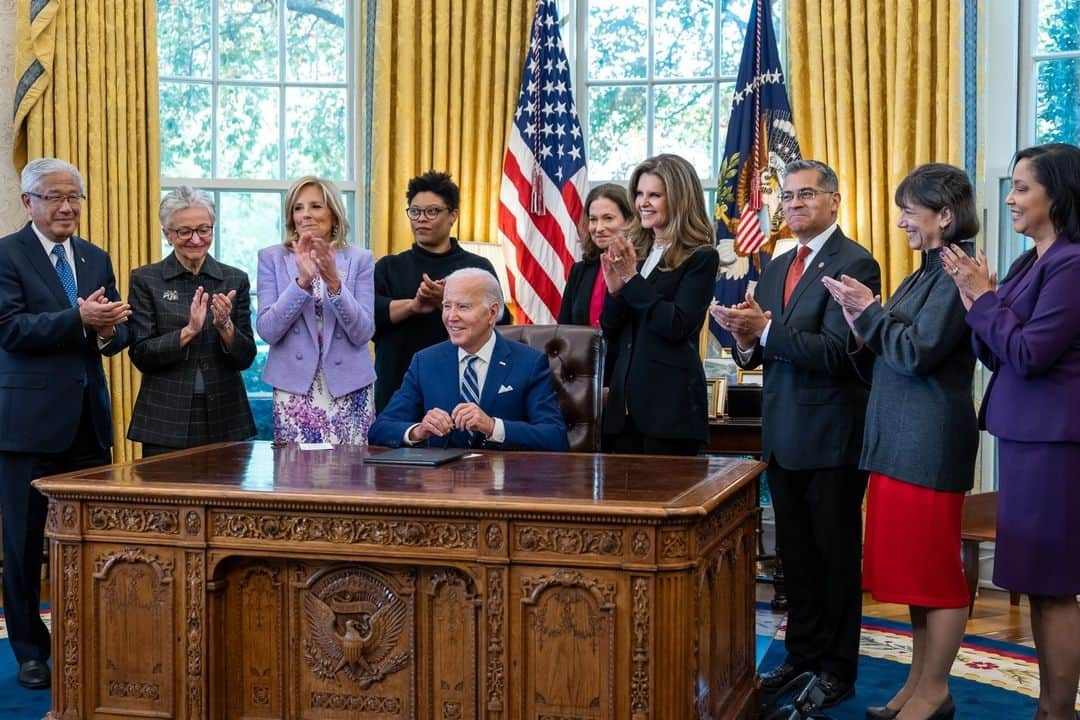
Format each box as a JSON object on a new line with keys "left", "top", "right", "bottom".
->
{"left": 757, "top": 614, "right": 1063, "bottom": 719}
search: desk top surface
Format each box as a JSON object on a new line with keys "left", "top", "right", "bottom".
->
{"left": 33, "top": 442, "right": 764, "bottom": 519}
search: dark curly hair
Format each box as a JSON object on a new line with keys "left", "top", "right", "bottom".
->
{"left": 406, "top": 171, "right": 460, "bottom": 211}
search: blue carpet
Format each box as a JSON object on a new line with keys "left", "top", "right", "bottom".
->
{"left": 0, "top": 609, "right": 51, "bottom": 720}
{"left": 758, "top": 614, "right": 1048, "bottom": 719}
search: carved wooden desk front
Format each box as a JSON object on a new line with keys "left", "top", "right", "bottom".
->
{"left": 35, "top": 442, "right": 764, "bottom": 720}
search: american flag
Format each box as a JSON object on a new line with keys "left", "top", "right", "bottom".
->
{"left": 498, "top": 0, "right": 587, "bottom": 325}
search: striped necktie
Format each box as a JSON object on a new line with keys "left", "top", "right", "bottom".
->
{"left": 52, "top": 245, "right": 78, "bottom": 307}
{"left": 461, "top": 355, "right": 481, "bottom": 404}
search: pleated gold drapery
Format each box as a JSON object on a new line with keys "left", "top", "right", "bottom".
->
{"left": 13, "top": 0, "right": 161, "bottom": 463}
{"left": 367, "top": 0, "right": 533, "bottom": 258}
{"left": 786, "top": 0, "right": 965, "bottom": 295}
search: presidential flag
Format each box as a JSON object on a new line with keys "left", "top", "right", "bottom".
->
{"left": 711, "top": 0, "right": 801, "bottom": 347}
{"left": 714, "top": 0, "right": 800, "bottom": 255}
{"left": 498, "top": 0, "right": 587, "bottom": 325}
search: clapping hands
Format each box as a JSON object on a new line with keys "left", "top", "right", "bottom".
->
{"left": 295, "top": 233, "right": 341, "bottom": 293}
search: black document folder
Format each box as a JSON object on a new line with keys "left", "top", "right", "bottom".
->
{"left": 364, "top": 447, "right": 470, "bottom": 467}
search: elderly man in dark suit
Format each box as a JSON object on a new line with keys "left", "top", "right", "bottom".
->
{"left": 369, "top": 268, "right": 568, "bottom": 451}
{"left": 0, "top": 158, "right": 131, "bottom": 689}
{"left": 712, "top": 159, "right": 881, "bottom": 708}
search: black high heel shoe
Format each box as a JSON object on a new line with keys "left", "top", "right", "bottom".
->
{"left": 865, "top": 705, "right": 901, "bottom": 720}
{"left": 927, "top": 694, "right": 955, "bottom": 720}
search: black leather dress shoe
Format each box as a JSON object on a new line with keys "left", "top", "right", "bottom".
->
{"left": 18, "top": 659, "right": 51, "bottom": 689}
{"left": 927, "top": 694, "right": 955, "bottom": 720}
{"left": 817, "top": 672, "right": 854, "bottom": 708}
{"left": 759, "top": 662, "right": 809, "bottom": 693}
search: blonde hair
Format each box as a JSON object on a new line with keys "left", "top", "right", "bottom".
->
{"left": 283, "top": 176, "right": 350, "bottom": 249}
{"left": 627, "top": 154, "right": 714, "bottom": 270}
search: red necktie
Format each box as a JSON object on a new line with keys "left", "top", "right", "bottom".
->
{"left": 783, "top": 245, "right": 812, "bottom": 308}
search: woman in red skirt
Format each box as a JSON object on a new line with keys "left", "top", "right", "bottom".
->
{"left": 823, "top": 163, "right": 980, "bottom": 720}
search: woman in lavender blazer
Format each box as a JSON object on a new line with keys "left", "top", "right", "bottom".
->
{"left": 256, "top": 177, "right": 376, "bottom": 444}
{"left": 945, "top": 143, "right": 1080, "bottom": 720}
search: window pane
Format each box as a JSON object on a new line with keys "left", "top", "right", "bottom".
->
{"left": 588, "top": 85, "right": 647, "bottom": 180}
{"left": 654, "top": 83, "right": 714, "bottom": 178}
{"left": 588, "top": 0, "right": 648, "bottom": 80}
{"left": 718, "top": 0, "right": 782, "bottom": 76}
{"left": 160, "top": 82, "right": 212, "bottom": 177}
{"left": 1035, "top": 58, "right": 1080, "bottom": 144}
{"left": 158, "top": 0, "right": 212, "bottom": 78}
{"left": 1036, "top": 0, "right": 1080, "bottom": 54}
{"left": 287, "top": 0, "right": 348, "bottom": 83}
{"left": 286, "top": 87, "right": 348, "bottom": 178}
{"left": 220, "top": 0, "right": 280, "bottom": 81}
{"left": 218, "top": 85, "right": 281, "bottom": 179}
{"left": 655, "top": 0, "right": 714, "bottom": 78}
{"left": 216, "top": 191, "right": 282, "bottom": 276}
{"left": 715, "top": 80, "right": 735, "bottom": 158}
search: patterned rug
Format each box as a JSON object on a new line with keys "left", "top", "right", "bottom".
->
{"left": 1, "top": 608, "right": 1074, "bottom": 719}
{"left": 758, "top": 612, "right": 1080, "bottom": 719}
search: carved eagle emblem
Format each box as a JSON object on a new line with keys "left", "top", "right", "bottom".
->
{"left": 303, "top": 591, "right": 409, "bottom": 687}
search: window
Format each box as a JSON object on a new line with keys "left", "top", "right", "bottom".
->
{"left": 1024, "top": 0, "right": 1080, "bottom": 144}
{"left": 158, "top": 0, "right": 357, "bottom": 436}
{"left": 575, "top": 0, "right": 784, "bottom": 202}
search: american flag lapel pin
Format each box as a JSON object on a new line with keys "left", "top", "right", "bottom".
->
{"left": 817, "top": 262, "right": 825, "bottom": 268}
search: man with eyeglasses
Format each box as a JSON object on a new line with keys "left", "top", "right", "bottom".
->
{"left": 372, "top": 171, "right": 508, "bottom": 413}
{"left": 0, "top": 157, "right": 131, "bottom": 689}
{"left": 711, "top": 159, "right": 881, "bottom": 709}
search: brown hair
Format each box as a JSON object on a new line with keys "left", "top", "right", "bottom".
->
{"left": 627, "top": 154, "right": 715, "bottom": 270}
{"left": 283, "top": 176, "right": 350, "bottom": 249}
{"left": 580, "top": 183, "right": 635, "bottom": 261}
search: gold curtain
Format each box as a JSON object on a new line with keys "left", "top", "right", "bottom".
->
{"left": 366, "top": 0, "right": 533, "bottom": 258}
{"left": 13, "top": 0, "right": 161, "bottom": 463}
{"left": 786, "top": 0, "right": 964, "bottom": 295}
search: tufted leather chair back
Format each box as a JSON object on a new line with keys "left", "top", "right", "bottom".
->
{"left": 499, "top": 325, "right": 606, "bottom": 452}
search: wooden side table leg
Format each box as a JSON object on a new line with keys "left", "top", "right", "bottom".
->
{"left": 961, "top": 539, "right": 979, "bottom": 616}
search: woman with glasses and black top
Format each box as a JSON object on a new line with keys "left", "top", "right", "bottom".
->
{"left": 127, "top": 186, "right": 256, "bottom": 456}
{"left": 372, "top": 171, "right": 505, "bottom": 413}
{"left": 257, "top": 176, "right": 377, "bottom": 445}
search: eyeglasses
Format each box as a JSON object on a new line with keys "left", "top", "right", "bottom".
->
{"left": 405, "top": 206, "right": 451, "bottom": 220}
{"left": 27, "top": 192, "right": 85, "bottom": 207}
{"left": 780, "top": 188, "right": 836, "bottom": 203}
{"left": 169, "top": 225, "right": 214, "bottom": 240}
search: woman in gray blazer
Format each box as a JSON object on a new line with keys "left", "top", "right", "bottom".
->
{"left": 823, "top": 164, "right": 980, "bottom": 720}
{"left": 128, "top": 187, "right": 256, "bottom": 455}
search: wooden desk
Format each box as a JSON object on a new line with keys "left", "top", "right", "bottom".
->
{"left": 36, "top": 442, "right": 764, "bottom": 720}
{"left": 960, "top": 490, "right": 1019, "bottom": 614}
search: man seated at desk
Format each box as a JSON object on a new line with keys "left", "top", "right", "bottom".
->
{"left": 368, "top": 268, "right": 569, "bottom": 451}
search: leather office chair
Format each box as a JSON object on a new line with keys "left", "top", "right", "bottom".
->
{"left": 499, "top": 324, "right": 606, "bottom": 452}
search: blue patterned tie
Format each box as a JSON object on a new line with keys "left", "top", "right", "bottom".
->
{"left": 461, "top": 355, "right": 482, "bottom": 447}
{"left": 52, "top": 245, "right": 78, "bottom": 307}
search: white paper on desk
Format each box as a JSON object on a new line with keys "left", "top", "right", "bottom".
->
{"left": 298, "top": 442, "right": 334, "bottom": 450}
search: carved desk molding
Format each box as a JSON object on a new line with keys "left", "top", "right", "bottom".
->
{"left": 37, "top": 442, "right": 763, "bottom": 720}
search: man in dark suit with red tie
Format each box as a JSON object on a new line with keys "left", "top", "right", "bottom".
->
{"left": 712, "top": 159, "right": 881, "bottom": 708}
{"left": 0, "top": 158, "right": 131, "bottom": 689}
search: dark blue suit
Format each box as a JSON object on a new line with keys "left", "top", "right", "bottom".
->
{"left": 0, "top": 223, "right": 129, "bottom": 664}
{"left": 368, "top": 331, "right": 569, "bottom": 451}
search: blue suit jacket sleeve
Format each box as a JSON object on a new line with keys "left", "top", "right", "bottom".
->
{"left": 368, "top": 353, "right": 428, "bottom": 447}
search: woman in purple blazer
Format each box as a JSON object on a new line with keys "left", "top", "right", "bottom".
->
{"left": 256, "top": 177, "right": 376, "bottom": 444}
{"left": 945, "top": 142, "right": 1080, "bottom": 720}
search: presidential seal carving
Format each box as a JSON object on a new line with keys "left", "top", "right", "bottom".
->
{"left": 303, "top": 569, "right": 411, "bottom": 688}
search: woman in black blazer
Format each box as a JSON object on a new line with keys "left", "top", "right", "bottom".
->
{"left": 600, "top": 154, "right": 720, "bottom": 455}
{"left": 558, "top": 183, "right": 636, "bottom": 326}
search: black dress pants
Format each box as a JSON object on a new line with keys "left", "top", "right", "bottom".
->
{"left": 0, "top": 391, "right": 110, "bottom": 664}
{"left": 766, "top": 458, "right": 868, "bottom": 682}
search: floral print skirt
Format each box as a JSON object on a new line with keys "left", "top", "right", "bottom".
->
{"left": 272, "top": 365, "right": 375, "bottom": 445}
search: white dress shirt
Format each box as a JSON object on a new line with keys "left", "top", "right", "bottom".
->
{"left": 737, "top": 222, "right": 836, "bottom": 357}
{"left": 405, "top": 329, "right": 506, "bottom": 444}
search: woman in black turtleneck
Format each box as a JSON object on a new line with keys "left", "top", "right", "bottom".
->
{"left": 823, "top": 163, "right": 981, "bottom": 720}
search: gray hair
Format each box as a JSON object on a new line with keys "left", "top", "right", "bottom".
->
{"left": 445, "top": 267, "right": 504, "bottom": 317}
{"left": 159, "top": 186, "right": 216, "bottom": 228}
{"left": 21, "top": 158, "right": 86, "bottom": 195}
{"left": 784, "top": 159, "right": 839, "bottom": 192}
